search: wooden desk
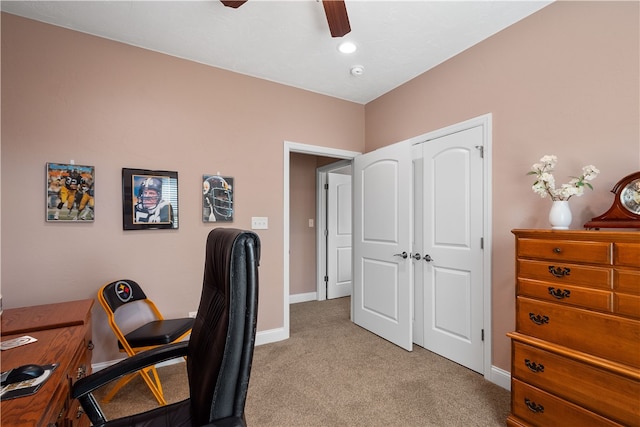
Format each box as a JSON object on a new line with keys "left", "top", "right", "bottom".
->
{"left": 1, "top": 299, "right": 94, "bottom": 336}
{"left": 1, "top": 300, "right": 93, "bottom": 427}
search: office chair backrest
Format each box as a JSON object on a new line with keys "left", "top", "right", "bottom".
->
{"left": 187, "top": 228, "right": 260, "bottom": 426}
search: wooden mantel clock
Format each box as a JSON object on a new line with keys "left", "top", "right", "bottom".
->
{"left": 584, "top": 171, "right": 640, "bottom": 229}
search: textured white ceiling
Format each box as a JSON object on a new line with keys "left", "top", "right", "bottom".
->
{"left": 1, "top": 0, "right": 553, "bottom": 104}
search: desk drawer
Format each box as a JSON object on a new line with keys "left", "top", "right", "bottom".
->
{"left": 512, "top": 341, "right": 640, "bottom": 425}
{"left": 64, "top": 333, "right": 91, "bottom": 426}
{"left": 517, "top": 239, "right": 611, "bottom": 264}
{"left": 511, "top": 379, "right": 621, "bottom": 427}
{"left": 516, "top": 297, "right": 640, "bottom": 368}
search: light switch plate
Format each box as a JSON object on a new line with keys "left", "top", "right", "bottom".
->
{"left": 251, "top": 217, "right": 268, "bottom": 230}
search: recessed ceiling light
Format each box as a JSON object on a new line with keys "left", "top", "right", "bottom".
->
{"left": 338, "top": 41, "right": 357, "bottom": 54}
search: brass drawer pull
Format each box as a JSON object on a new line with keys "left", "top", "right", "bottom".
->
{"left": 548, "top": 287, "right": 570, "bottom": 299}
{"left": 548, "top": 266, "right": 571, "bottom": 278}
{"left": 76, "top": 365, "right": 87, "bottom": 380}
{"left": 529, "top": 313, "right": 549, "bottom": 325}
{"left": 525, "top": 398, "right": 545, "bottom": 413}
{"left": 524, "top": 359, "right": 545, "bottom": 373}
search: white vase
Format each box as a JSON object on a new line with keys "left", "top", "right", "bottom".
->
{"left": 549, "top": 200, "right": 572, "bottom": 230}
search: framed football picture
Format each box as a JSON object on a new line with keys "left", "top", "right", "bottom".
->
{"left": 122, "top": 168, "right": 179, "bottom": 230}
{"left": 202, "top": 175, "right": 234, "bottom": 222}
{"left": 46, "top": 162, "right": 95, "bottom": 222}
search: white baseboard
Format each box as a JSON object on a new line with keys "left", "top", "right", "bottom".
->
{"left": 490, "top": 365, "right": 511, "bottom": 391}
{"left": 92, "top": 359, "right": 122, "bottom": 372}
{"left": 289, "top": 292, "right": 317, "bottom": 304}
{"left": 254, "top": 326, "right": 288, "bottom": 346}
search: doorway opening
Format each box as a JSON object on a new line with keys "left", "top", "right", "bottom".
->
{"left": 283, "top": 141, "right": 360, "bottom": 340}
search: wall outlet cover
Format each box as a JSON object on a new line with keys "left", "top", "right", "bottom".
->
{"left": 251, "top": 217, "right": 268, "bottom": 229}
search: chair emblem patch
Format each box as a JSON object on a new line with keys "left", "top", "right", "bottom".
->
{"left": 115, "top": 281, "right": 133, "bottom": 302}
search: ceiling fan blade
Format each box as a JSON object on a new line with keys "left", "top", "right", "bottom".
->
{"left": 221, "top": 1, "right": 247, "bottom": 8}
{"left": 322, "top": 0, "right": 351, "bottom": 38}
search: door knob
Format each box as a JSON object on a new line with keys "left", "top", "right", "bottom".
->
{"left": 411, "top": 252, "right": 421, "bottom": 260}
{"left": 394, "top": 252, "right": 408, "bottom": 259}
{"left": 423, "top": 254, "right": 433, "bottom": 262}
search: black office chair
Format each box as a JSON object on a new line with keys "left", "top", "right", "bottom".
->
{"left": 73, "top": 228, "right": 260, "bottom": 427}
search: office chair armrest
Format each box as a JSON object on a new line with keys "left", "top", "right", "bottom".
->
{"left": 72, "top": 341, "right": 188, "bottom": 399}
{"left": 203, "top": 416, "right": 247, "bottom": 427}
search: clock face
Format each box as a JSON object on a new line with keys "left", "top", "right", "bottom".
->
{"left": 620, "top": 178, "right": 640, "bottom": 214}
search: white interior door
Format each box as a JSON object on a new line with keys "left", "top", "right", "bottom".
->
{"left": 353, "top": 141, "right": 413, "bottom": 351}
{"left": 418, "top": 125, "right": 485, "bottom": 373}
{"left": 327, "top": 172, "right": 352, "bottom": 299}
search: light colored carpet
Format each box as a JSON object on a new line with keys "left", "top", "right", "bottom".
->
{"left": 95, "top": 297, "right": 510, "bottom": 426}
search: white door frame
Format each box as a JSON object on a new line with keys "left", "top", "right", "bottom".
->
{"left": 316, "top": 160, "right": 352, "bottom": 301}
{"left": 283, "top": 141, "right": 360, "bottom": 340}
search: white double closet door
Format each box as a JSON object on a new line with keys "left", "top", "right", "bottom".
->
{"left": 353, "top": 116, "right": 488, "bottom": 374}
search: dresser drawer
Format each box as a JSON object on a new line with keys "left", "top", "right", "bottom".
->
{"left": 512, "top": 341, "right": 640, "bottom": 425}
{"left": 615, "top": 293, "right": 640, "bottom": 319}
{"left": 517, "top": 238, "right": 611, "bottom": 264}
{"left": 518, "top": 278, "right": 612, "bottom": 312}
{"left": 517, "top": 297, "right": 640, "bottom": 368}
{"left": 517, "top": 259, "right": 612, "bottom": 289}
{"left": 511, "top": 379, "right": 622, "bottom": 427}
{"left": 614, "top": 242, "right": 640, "bottom": 268}
{"left": 615, "top": 269, "right": 640, "bottom": 318}
{"left": 616, "top": 269, "right": 640, "bottom": 295}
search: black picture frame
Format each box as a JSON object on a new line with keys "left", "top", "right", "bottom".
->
{"left": 46, "top": 162, "right": 95, "bottom": 222}
{"left": 202, "top": 175, "right": 234, "bottom": 223}
{"left": 122, "top": 168, "right": 178, "bottom": 230}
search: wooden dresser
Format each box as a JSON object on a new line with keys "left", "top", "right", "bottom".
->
{"left": 1, "top": 299, "right": 93, "bottom": 427}
{"left": 508, "top": 230, "right": 640, "bottom": 427}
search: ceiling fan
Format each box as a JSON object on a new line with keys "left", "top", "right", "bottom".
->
{"left": 220, "top": 0, "right": 351, "bottom": 38}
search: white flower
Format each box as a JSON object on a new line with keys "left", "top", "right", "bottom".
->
{"left": 539, "top": 155, "right": 557, "bottom": 168}
{"left": 527, "top": 155, "right": 599, "bottom": 201}
{"left": 582, "top": 165, "right": 599, "bottom": 181}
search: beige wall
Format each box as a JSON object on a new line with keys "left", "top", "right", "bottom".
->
{"left": 365, "top": 1, "right": 639, "bottom": 370}
{"left": 0, "top": 13, "right": 364, "bottom": 363}
{"left": 1, "top": 1, "right": 638, "bottom": 373}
